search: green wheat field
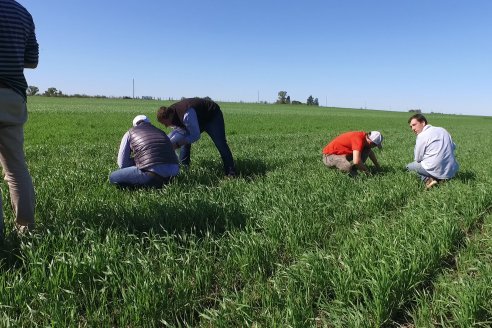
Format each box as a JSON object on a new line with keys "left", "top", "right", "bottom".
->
{"left": 1, "top": 97, "right": 491, "bottom": 327}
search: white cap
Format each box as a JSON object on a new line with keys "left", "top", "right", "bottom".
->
{"left": 132, "top": 115, "right": 150, "bottom": 127}
{"left": 368, "top": 131, "right": 383, "bottom": 148}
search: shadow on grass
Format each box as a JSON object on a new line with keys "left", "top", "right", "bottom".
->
{"left": 370, "top": 165, "right": 399, "bottom": 175}
{"left": 454, "top": 170, "right": 476, "bottom": 183}
{"left": 327, "top": 164, "right": 398, "bottom": 178}
{"left": 234, "top": 157, "right": 271, "bottom": 178}
{"left": 377, "top": 167, "right": 476, "bottom": 182}
{"left": 199, "top": 157, "right": 272, "bottom": 179}
{"left": 175, "top": 157, "right": 273, "bottom": 187}
{"left": 0, "top": 234, "right": 23, "bottom": 272}
{"left": 76, "top": 196, "right": 248, "bottom": 237}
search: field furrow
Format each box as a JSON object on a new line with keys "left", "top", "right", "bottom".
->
{"left": 409, "top": 212, "right": 492, "bottom": 327}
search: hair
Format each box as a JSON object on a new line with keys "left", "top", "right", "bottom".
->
{"left": 157, "top": 106, "right": 173, "bottom": 122}
{"left": 408, "top": 113, "right": 427, "bottom": 124}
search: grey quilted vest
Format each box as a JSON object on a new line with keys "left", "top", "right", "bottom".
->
{"left": 129, "top": 123, "right": 178, "bottom": 169}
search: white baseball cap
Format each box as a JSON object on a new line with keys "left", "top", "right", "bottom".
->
{"left": 368, "top": 131, "right": 383, "bottom": 148}
{"left": 132, "top": 115, "right": 150, "bottom": 127}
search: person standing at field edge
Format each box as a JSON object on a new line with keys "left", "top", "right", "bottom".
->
{"left": 0, "top": 0, "right": 39, "bottom": 238}
{"left": 109, "top": 115, "right": 179, "bottom": 188}
{"left": 322, "top": 131, "right": 383, "bottom": 177}
{"left": 157, "top": 97, "right": 236, "bottom": 177}
{"left": 406, "top": 113, "right": 459, "bottom": 189}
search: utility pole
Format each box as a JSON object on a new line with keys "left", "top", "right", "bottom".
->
{"left": 132, "top": 78, "right": 135, "bottom": 99}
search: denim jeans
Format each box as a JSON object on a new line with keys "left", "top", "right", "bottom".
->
{"left": 179, "top": 110, "right": 235, "bottom": 174}
{"left": 406, "top": 161, "right": 433, "bottom": 181}
{"left": 109, "top": 167, "right": 169, "bottom": 188}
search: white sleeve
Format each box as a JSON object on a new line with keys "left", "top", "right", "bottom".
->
{"left": 168, "top": 128, "right": 188, "bottom": 145}
{"left": 414, "top": 136, "right": 425, "bottom": 162}
{"left": 117, "top": 132, "right": 134, "bottom": 168}
{"left": 182, "top": 108, "right": 201, "bottom": 144}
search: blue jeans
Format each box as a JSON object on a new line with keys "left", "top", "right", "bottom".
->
{"left": 179, "top": 110, "right": 235, "bottom": 174}
{"left": 109, "top": 167, "right": 169, "bottom": 188}
{"left": 406, "top": 161, "right": 434, "bottom": 181}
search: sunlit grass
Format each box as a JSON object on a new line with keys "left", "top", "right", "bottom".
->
{"left": 0, "top": 97, "right": 490, "bottom": 326}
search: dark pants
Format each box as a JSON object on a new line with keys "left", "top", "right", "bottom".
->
{"left": 179, "top": 110, "right": 235, "bottom": 174}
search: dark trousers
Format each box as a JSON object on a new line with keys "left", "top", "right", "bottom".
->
{"left": 179, "top": 110, "right": 235, "bottom": 174}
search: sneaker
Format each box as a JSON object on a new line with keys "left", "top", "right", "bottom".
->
{"left": 348, "top": 168, "right": 358, "bottom": 177}
{"left": 425, "top": 177, "right": 438, "bottom": 189}
{"left": 225, "top": 167, "right": 237, "bottom": 178}
{"left": 15, "top": 223, "right": 35, "bottom": 236}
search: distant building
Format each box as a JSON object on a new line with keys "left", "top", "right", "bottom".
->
{"left": 142, "top": 96, "right": 154, "bottom": 100}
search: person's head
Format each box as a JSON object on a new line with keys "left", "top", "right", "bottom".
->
{"left": 132, "top": 114, "right": 150, "bottom": 127}
{"left": 157, "top": 106, "right": 174, "bottom": 127}
{"left": 366, "top": 131, "right": 383, "bottom": 149}
{"left": 408, "top": 114, "right": 428, "bottom": 135}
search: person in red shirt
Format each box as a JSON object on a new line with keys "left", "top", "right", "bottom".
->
{"left": 322, "top": 131, "right": 383, "bottom": 176}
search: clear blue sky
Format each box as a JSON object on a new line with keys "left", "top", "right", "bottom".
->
{"left": 20, "top": 0, "right": 491, "bottom": 116}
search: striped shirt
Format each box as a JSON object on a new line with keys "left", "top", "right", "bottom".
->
{"left": 0, "top": 0, "right": 39, "bottom": 100}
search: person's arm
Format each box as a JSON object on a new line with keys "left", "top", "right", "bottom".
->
{"left": 414, "top": 136, "right": 425, "bottom": 163}
{"left": 168, "top": 128, "right": 186, "bottom": 144}
{"left": 368, "top": 150, "right": 381, "bottom": 170}
{"left": 24, "top": 20, "right": 39, "bottom": 69}
{"left": 24, "top": 62, "right": 38, "bottom": 69}
{"left": 168, "top": 128, "right": 188, "bottom": 150}
{"left": 352, "top": 150, "right": 370, "bottom": 175}
{"left": 117, "top": 132, "right": 134, "bottom": 168}
{"left": 179, "top": 108, "right": 201, "bottom": 146}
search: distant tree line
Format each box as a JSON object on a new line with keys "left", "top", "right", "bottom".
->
{"left": 26, "top": 86, "right": 156, "bottom": 99}
{"left": 276, "top": 91, "right": 319, "bottom": 106}
{"left": 27, "top": 86, "right": 106, "bottom": 98}
{"left": 26, "top": 86, "right": 320, "bottom": 106}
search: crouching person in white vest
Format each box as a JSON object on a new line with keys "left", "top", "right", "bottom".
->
{"left": 109, "top": 115, "right": 179, "bottom": 188}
